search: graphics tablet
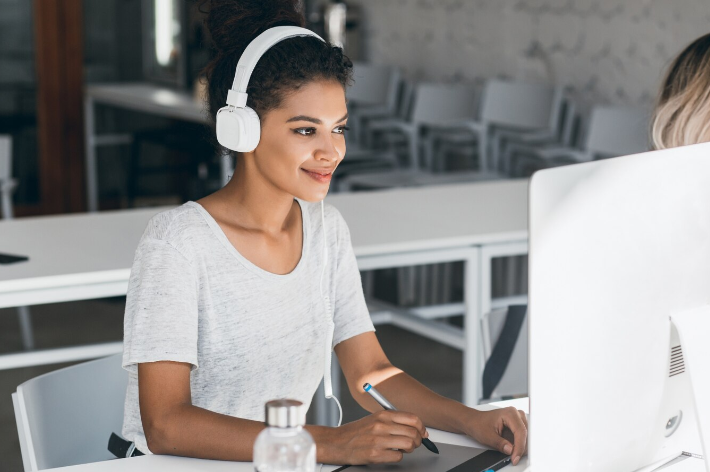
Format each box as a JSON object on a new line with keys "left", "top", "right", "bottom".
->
{"left": 333, "top": 443, "right": 510, "bottom": 472}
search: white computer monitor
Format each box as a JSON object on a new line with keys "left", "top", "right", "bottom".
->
{"left": 528, "top": 141, "right": 710, "bottom": 472}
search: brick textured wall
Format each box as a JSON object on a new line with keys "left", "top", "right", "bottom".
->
{"left": 352, "top": 0, "right": 710, "bottom": 107}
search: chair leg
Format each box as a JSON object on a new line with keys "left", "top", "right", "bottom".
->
{"left": 478, "top": 132, "right": 488, "bottom": 173}
{"left": 422, "top": 135, "right": 436, "bottom": 171}
{"left": 17, "top": 306, "right": 34, "bottom": 351}
{"left": 405, "top": 128, "right": 420, "bottom": 171}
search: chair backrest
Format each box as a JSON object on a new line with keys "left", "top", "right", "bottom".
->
{"left": 479, "top": 79, "right": 562, "bottom": 131}
{"left": 409, "top": 83, "right": 478, "bottom": 125}
{"left": 12, "top": 354, "right": 127, "bottom": 471}
{"left": 347, "top": 62, "right": 401, "bottom": 111}
{"left": 583, "top": 106, "right": 650, "bottom": 157}
{"left": 396, "top": 80, "right": 415, "bottom": 120}
{"left": 482, "top": 305, "right": 528, "bottom": 400}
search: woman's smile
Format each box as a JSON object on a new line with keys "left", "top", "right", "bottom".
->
{"left": 301, "top": 167, "right": 334, "bottom": 183}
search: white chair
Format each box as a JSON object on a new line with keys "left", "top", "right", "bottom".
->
{"left": 347, "top": 62, "right": 401, "bottom": 145}
{"left": 481, "top": 305, "right": 528, "bottom": 401}
{"left": 0, "top": 135, "right": 35, "bottom": 351}
{"left": 365, "top": 82, "right": 478, "bottom": 170}
{"left": 12, "top": 354, "right": 128, "bottom": 471}
{"left": 500, "top": 96, "right": 579, "bottom": 176}
{"left": 430, "top": 79, "right": 564, "bottom": 173}
{"left": 361, "top": 79, "right": 415, "bottom": 156}
{"left": 512, "top": 105, "right": 650, "bottom": 172}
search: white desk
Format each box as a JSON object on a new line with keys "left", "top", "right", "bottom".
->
{"left": 84, "top": 83, "right": 231, "bottom": 212}
{"left": 41, "top": 399, "right": 530, "bottom": 472}
{"left": 0, "top": 180, "right": 529, "bottom": 405}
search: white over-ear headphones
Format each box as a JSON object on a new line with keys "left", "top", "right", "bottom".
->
{"left": 217, "top": 26, "right": 342, "bottom": 427}
{"left": 215, "top": 26, "right": 324, "bottom": 153}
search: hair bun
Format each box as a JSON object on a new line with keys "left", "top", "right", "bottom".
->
{"left": 205, "top": 0, "right": 305, "bottom": 56}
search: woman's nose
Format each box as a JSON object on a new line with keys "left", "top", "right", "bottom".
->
{"left": 315, "top": 134, "right": 344, "bottom": 162}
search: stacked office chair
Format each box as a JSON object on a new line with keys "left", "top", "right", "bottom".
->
{"left": 498, "top": 96, "right": 579, "bottom": 176}
{"left": 0, "top": 135, "right": 34, "bottom": 351}
{"left": 337, "top": 83, "right": 496, "bottom": 192}
{"left": 346, "top": 62, "right": 401, "bottom": 146}
{"left": 13, "top": 354, "right": 127, "bottom": 471}
{"left": 364, "top": 82, "right": 479, "bottom": 171}
{"left": 330, "top": 63, "right": 405, "bottom": 190}
{"left": 365, "top": 79, "right": 416, "bottom": 155}
{"left": 509, "top": 105, "right": 650, "bottom": 175}
{"left": 427, "top": 79, "right": 565, "bottom": 174}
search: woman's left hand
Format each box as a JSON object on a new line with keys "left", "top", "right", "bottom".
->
{"left": 464, "top": 407, "right": 528, "bottom": 466}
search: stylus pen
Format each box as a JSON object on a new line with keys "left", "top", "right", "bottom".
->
{"left": 363, "top": 383, "right": 440, "bottom": 455}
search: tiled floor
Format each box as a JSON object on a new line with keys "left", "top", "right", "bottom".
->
{"left": 0, "top": 298, "right": 464, "bottom": 471}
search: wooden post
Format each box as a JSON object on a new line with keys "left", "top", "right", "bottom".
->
{"left": 32, "top": 0, "right": 85, "bottom": 214}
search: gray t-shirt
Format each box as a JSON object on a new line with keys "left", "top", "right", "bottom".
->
{"left": 122, "top": 200, "right": 374, "bottom": 454}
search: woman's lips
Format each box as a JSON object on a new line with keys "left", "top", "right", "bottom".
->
{"left": 302, "top": 168, "right": 333, "bottom": 183}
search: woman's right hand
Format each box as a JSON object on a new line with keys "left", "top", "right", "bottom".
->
{"left": 334, "top": 410, "right": 428, "bottom": 464}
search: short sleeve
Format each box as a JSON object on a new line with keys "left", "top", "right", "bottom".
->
{"left": 122, "top": 237, "right": 199, "bottom": 373}
{"left": 331, "top": 212, "right": 375, "bottom": 347}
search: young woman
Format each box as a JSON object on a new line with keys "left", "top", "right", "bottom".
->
{"left": 652, "top": 32, "right": 710, "bottom": 149}
{"left": 122, "top": 0, "right": 527, "bottom": 465}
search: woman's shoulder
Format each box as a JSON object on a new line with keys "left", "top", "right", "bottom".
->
{"left": 140, "top": 202, "right": 210, "bottom": 254}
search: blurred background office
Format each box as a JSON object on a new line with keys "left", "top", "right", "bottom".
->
{"left": 1, "top": 1, "right": 709, "bottom": 470}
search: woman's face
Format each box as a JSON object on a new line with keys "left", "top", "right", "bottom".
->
{"left": 251, "top": 79, "right": 348, "bottom": 202}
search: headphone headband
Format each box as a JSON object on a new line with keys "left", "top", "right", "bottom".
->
{"left": 226, "top": 26, "right": 324, "bottom": 108}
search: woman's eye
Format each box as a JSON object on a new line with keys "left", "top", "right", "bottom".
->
{"left": 334, "top": 126, "right": 350, "bottom": 135}
{"left": 294, "top": 128, "right": 316, "bottom": 136}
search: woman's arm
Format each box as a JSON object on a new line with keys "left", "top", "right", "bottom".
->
{"left": 335, "top": 332, "right": 528, "bottom": 465}
{"left": 138, "top": 361, "right": 265, "bottom": 460}
{"left": 139, "top": 361, "right": 428, "bottom": 464}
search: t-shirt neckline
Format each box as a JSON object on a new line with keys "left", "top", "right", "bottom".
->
{"left": 186, "top": 199, "right": 310, "bottom": 281}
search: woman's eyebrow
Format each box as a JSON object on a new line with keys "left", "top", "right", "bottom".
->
{"left": 286, "top": 113, "right": 349, "bottom": 124}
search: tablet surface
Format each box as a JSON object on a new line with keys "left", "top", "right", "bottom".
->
{"left": 333, "top": 442, "right": 506, "bottom": 472}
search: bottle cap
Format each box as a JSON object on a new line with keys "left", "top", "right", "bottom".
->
{"left": 265, "top": 399, "right": 305, "bottom": 428}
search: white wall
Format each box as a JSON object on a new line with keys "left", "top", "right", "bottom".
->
{"left": 352, "top": 0, "right": 710, "bottom": 107}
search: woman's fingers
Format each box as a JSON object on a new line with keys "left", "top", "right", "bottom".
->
{"left": 375, "top": 449, "right": 404, "bottom": 463}
{"left": 383, "top": 423, "right": 423, "bottom": 448}
{"left": 342, "top": 410, "right": 428, "bottom": 464}
{"left": 501, "top": 407, "right": 528, "bottom": 465}
{"left": 381, "top": 410, "right": 427, "bottom": 437}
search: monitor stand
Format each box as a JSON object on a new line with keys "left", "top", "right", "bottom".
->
{"left": 670, "top": 305, "right": 710, "bottom": 472}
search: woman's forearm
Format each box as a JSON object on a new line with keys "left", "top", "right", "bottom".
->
{"left": 145, "top": 403, "right": 266, "bottom": 460}
{"left": 145, "top": 403, "right": 345, "bottom": 463}
{"left": 352, "top": 370, "right": 477, "bottom": 434}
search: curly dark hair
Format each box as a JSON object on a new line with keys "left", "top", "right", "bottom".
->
{"left": 201, "top": 0, "right": 353, "bottom": 152}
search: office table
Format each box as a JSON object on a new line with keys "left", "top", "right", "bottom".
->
{"left": 41, "top": 399, "right": 531, "bottom": 472}
{"left": 0, "top": 179, "right": 529, "bottom": 406}
{"left": 84, "top": 83, "right": 233, "bottom": 212}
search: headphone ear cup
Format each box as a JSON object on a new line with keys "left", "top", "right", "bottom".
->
{"left": 216, "top": 106, "right": 261, "bottom": 153}
{"left": 237, "top": 106, "right": 261, "bottom": 152}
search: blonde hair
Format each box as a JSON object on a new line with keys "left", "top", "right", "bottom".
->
{"left": 652, "top": 33, "right": 710, "bottom": 150}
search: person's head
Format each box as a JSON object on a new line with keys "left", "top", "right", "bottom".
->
{"left": 652, "top": 33, "right": 710, "bottom": 150}
{"left": 202, "top": 0, "right": 353, "bottom": 202}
